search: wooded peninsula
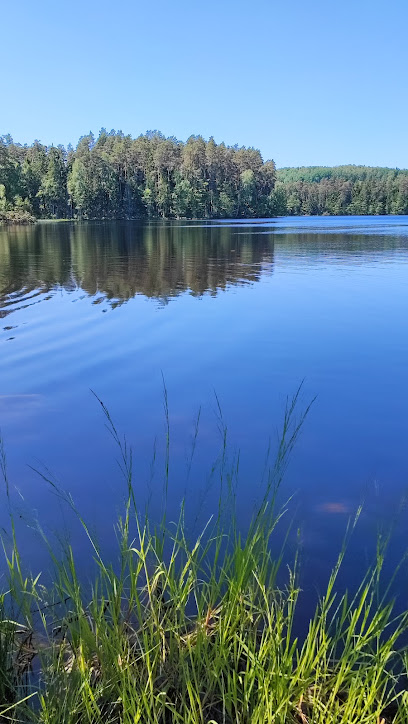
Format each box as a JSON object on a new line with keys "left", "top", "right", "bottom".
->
{"left": 1, "top": 130, "right": 408, "bottom": 222}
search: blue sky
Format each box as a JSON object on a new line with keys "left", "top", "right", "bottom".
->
{"left": 2, "top": 0, "right": 407, "bottom": 168}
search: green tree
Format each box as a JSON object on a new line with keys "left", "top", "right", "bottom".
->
{"left": 39, "top": 147, "right": 67, "bottom": 217}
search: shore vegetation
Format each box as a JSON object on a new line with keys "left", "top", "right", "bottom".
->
{"left": 0, "top": 393, "right": 408, "bottom": 723}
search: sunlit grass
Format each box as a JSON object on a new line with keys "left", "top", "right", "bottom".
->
{"left": 0, "top": 389, "right": 408, "bottom": 723}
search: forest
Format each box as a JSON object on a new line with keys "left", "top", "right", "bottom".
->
{"left": 275, "top": 165, "right": 408, "bottom": 216}
{"left": 1, "top": 130, "right": 408, "bottom": 221}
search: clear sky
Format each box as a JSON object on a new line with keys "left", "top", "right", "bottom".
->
{"left": 2, "top": 0, "right": 407, "bottom": 168}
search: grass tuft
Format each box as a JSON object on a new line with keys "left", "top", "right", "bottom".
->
{"left": 0, "top": 391, "right": 407, "bottom": 723}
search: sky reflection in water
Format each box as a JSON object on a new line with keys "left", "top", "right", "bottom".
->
{"left": 0, "top": 217, "right": 407, "bottom": 602}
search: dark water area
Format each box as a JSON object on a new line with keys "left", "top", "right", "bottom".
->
{"left": 1, "top": 217, "right": 408, "bottom": 613}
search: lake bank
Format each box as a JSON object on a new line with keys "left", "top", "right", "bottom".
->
{"left": 1, "top": 399, "right": 407, "bottom": 724}
{"left": 2, "top": 509, "right": 406, "bottom": 723}
{"left": 0, "top": 211, "right": 36, "bottom": 225}
{"left": 3, "top": 209, "right": 408, "bottom": 226}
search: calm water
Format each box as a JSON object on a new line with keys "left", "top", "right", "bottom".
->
{"left": 1, "top": 217, "right": 408, "bottom": 595}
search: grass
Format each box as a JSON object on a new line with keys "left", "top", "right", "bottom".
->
{"left": 0, "top": 390, "right": 408, "bottom": 723}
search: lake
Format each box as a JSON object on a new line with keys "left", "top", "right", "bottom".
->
{"left": 1, "top": 217, "right": 408, "bottom": 598}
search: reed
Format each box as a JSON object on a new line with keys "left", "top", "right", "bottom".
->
{"left": 0, "top": 390, "right": 407, "bottom": 723}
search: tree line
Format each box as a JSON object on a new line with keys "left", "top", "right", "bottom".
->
{"left": 0, "top": 131, "right": 276, "bottom": 222}
{"left": 1, "top": 130, "right": 408, "bottom": 221}
{"left": 274, "top": 165, "right": 408, "bottom": 216}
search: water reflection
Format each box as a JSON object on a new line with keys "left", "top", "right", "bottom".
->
{"left": 0, "top": 222, "right": 275, "bottom": 321}
{"left": 2, "top": 218, "right": 406, "bottom": 324}
{"left": 0, "top": 216, "right": 407, "bottom": 604}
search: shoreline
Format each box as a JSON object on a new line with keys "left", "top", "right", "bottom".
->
{"left": 2, "top": 210, "right": 408, "bottom": 226}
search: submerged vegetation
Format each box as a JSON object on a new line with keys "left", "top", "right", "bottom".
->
{"left": 1, "top": 131, "right": 408, "bottom": 221}
{"left": 1, "top": 392, "right": 408, "bottom": 722}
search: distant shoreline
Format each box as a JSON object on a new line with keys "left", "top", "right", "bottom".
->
{"left": 2, "top": 211, "right": 408, "bottom": 227}
{"left": 2, "top": 131, "right": 408, "bottom": 222}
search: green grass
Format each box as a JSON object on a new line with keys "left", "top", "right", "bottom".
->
{"left": 1, "top": 391, "right": 408, "bottom": 723}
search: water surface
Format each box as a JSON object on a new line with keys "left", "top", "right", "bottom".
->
{"left": 1, "top": 217, "right": 408, "bottom": 595}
